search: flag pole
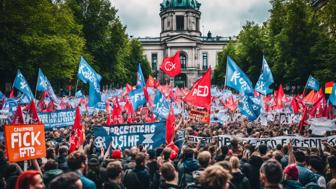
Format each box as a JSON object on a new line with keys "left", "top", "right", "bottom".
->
{"left": 75, "top": 80, "right": 79, "bottom": 95}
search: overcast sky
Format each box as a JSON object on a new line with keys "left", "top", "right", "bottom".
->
{"left": 110, "top": 0, "right": 272, "bottom": 38}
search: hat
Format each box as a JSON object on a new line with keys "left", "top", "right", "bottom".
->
{"left": 88, "top": 158, "right": 99, "bottom": 166}
{"left": 112, "top": 150, "right": 122, "bottom": 159}
{"left": 284, "top": 164, "right": 299, "bottom": 180}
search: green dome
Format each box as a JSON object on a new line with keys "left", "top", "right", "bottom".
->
{"left": 160, "top": 0, "right": 201, "bottom": 11}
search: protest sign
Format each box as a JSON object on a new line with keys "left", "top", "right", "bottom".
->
{"left": 188, "top": 107, "right": 210, "bottom": 123}
{"left": 93, "top": 121, "right": 166, "bottom": 150}
{"left": 38, "top": 109, "right": 76, "bottom": 129}
{"left": 4, "top": 124, "right": 46, "bottom": 162}
{"left": 187, "top": 135, "right": 336, "bottom": 150}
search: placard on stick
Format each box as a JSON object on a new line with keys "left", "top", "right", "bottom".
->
{"left": 4, "top": 124, "right": 46, "bottom": 162}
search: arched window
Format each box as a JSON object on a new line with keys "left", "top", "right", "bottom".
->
{"left": 180, "top": 52, "right": 187, "bottom": 69}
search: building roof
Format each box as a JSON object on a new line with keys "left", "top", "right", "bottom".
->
{"left": 160, "top": 0, "right": 201, "bottom": 11}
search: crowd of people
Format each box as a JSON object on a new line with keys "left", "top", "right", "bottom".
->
{"left": 1, "top": 108, "right": 336, "bottom": 189}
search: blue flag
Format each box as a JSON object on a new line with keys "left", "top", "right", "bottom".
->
{"left": 153, "top": 90, "right": 170, "bottom": 119}
{"left": 305, "top": 75, "right": 320, "bottom": 91}
{"left": 255, "top": 57, "right": 274, "bottom": 95}
{"left": 137, "top": 64, "right": 146, "bottom": 88}
{"left": 13, "top": 70, "right": 34, "bottom": 101}
{"left": 238, "top": 96, "right": 258, "bottom": 121}
{"left": 225, "top": 56, "right": 253, "bottom": 95}
{"left": 249, "top": 96, "right": 262, "bottom": 117}
{"left": 36, "top": 68, "right": 59, "bottom": 103}
{"left": 75, "top": 90, "right": 84, "bottom": 98}
{"left": 77, "top": 56, "right": 102, "bottom": 107}
{"left": 128, "top": 88, "right": 146, "bottom": 111}
{"left": 329, "top": 84, "right": 336, "bottom": 106}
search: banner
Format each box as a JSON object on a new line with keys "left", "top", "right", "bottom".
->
{"left": 187, "top": 107, "right": 210, "bottom": 123}
{"left": 38, "top": 109, "right": 76, "bottom": 129}
{"left": 4, "top": 124, "right": 46, "bottom": 162}
{"left": 93, "top": 121, "right": 166, "bottom": 150}
{"left": 187, "top": 135, "right": 336, "bottom": 150}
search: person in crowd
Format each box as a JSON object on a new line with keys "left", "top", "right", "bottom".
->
{"left": 241, "top": 153, "right": 263, "bottom": 189}
{"left": 15, "top": 170, "right": 45, "bottom": 189}
{"left": 327, "top": 156, "right": 336, "bottom": 183}
{"left": 293, "top": 150, "right": 316, "bottom": 186}
{"left": 103, "top": 161, "right": 124, "bottom": 189}
{"left": 259, "top": 159, "right": 283, "bottom": 189}
{"left": 229, "top": 156, "right": 251, "bottom": 189}
{"left": 43, "top": 160, "right": 63, "bottom": 186}
{"left": 160, "top": 162, "right": 179, "bottom": 189}
{"left": 123, "top": 152, "right": 150, "bottom": 189}
{"left": 177, "top": 147, "right": 200, "bottom": 189}
{"left": 308, "top": 156, "right": 327, "bottom": 189}
{"left": 282, "top": 164, "right": 304, "bottom": 189}
{"left": 198, "top": 165, "right": 232, "bottom": 189}
{"left": 49, "top": 172, "right": 82, "bottom": 189}
{"left": 67, "top": 151, "right": 96, "bottom": 189}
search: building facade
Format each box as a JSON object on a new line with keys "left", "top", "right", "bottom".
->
{"left": 139, "top": 0, "right": 233, "bottom": 87}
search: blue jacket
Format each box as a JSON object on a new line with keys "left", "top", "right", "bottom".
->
{"left": 296, "top": 164, "right": 315, "bottom": 186}
{"left": 80, "top": 175, "right": 96, "bottom": 189}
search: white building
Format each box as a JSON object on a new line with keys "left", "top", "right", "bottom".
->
{"left": 139, "top": 0, "right": 234, "bottom": 87}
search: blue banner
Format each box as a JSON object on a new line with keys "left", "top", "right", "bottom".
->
{"left": 36, "top": 68, "right": 59, "bottom": 103}
{"left": 153, "top": 90, "right": 170, "bottom": 119}
{"left": 137, "top": 64, "right": 146, "bottom": 88}
{"left": 225, "top": 56, "right": 253, "bottom": 95}
{"left": 305, "top": 75, "right": 320, "bottom": 91}
{"left": 238, "top": 96, "right": 258, "bottom": 121}
{"left": 128, "top": 88, "right": 146, "bottom": 111}
{"left": 93, "top": 121, "right": 166, "bottom": 150}
{"left": 77, "top": 56, "right": 102, "bottom": 107}
{"left": 329, "top": 84, "right": 336, "bottom": 106}
{"left": 255, "top": 57, "right": 274, "bottom": 95}
{"left": 13, "top": 70, "right": 34, "bottom": 101}
{"left": 38, "top": 109, "right": 76, "bottom": 130}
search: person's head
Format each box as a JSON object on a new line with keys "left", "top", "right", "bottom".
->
{"left": 111, "top": 150, "right": 122, "bottom": 160}
{"left": 160, "top": 162, "right": 178, "bottom": 182}
{"left": 258, "top": 144, "right": 268, "bottom": 156}
{"left": 106, "top": 161, "right": 123, "bottom": 184}
{"left": 46, "top": 148, "right": 55, "bottom": 159}
{"left": 229, "top": 156, "right": 240, "bottom": 170}
{"left": 135, "top": 152, "right": 146, "bottom": 167}
{"left": 67, "top": 151, "right": 87, "bottom": 172}
{"left": 221, "top": 146, "right": 229, "bottom": 156}
{"left": 162, "top": 148, "right": 172, "bottom": 161}
{"left": 198, "top": 151, "right": 211, "bottom": 168}
{"left": 44, "top": 159, "right": 58, "bottom": 171}
{"left": 199, "top": 165, "right": 232, "bottom": 189}
{"left": 283, "top": 164, "right": 299, "bottom": 181}
{"left": 58, "top": 146, "right": 69, "bottom": 157}
{"left": 15, "top": 170, "right": 45, "bottom": 189}
{"left": 183, "top": 147, "right": 194, "bottom": 159}
{"left": 308, "top": 156, "right": 325, "bottom": 174}
{"left": 293, "top": 150, "right": 306, "bottom": 164}
{"left": 49, "top": 172, "right": 82, "bottom": 189}
{"left": 260, "top": 159, "right": 283, "bottom": 187}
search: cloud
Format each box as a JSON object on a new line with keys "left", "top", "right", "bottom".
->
{"left": 110, "top": 0, "right": 271, "bottom": 37}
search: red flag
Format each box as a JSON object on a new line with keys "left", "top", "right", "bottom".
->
{"left": 9, "top": 89, "right": 15, "bottom": 98}
{"left": 146, "top": 75, "right": 155, "bottom": 88}
{"left": 223, "top": 96, "right": 237, "bottom": 112}
{"left": 112, "top": 98, "right": 122, "bottom": 124}
{"left": 46, "top": 101, "right": 55, "bottom": 112}
{"left": 160, "top": 51, "right": 181, "bottom": 77}
{"left": 299, "top": 107, "right": 308, "bottom": 131}
{"left": 303, "top": 90, "right": 316, "bottom": 104}
{"left": 275, "top": 84, "right": 285, "bottom": 110}
{"left": 184, "top": 68, "right": 211, "bottom": 110}
{"left": 143, "top": 87, "right": 152, "bottom": 106}
{"left": 12, "top": 104, "right": 24, "bottom": 124}
{"left": 126, "top": 83, "right": 133, "bottom": 93}
{"left": 69, "top": 107, "right": 84, "bottom": 153}
{"left": 29, "top": 100, "right": 40, "bottom": 123}
{"left": 166, "top": 106, "right": 175, "bottom": 144}
{"left": 291, "top": 97, "right": 299, "bottom": 114}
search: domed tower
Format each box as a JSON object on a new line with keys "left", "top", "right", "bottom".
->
{"left": 160, "top": 0, "right": 201, "bottom": 40}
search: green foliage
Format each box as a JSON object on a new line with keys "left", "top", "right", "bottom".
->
{"left": 0, "top": 0, "right": 86, "bottom": 91}
{"left": 213, "top": 0, "right": 336, "bottom": 88}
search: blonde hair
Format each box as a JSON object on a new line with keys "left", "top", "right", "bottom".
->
{"left": 199, "top": 165, "right": 232, "bottom": 189}
{"left": 230, "top": 156, "right": 240, "bottom": 169}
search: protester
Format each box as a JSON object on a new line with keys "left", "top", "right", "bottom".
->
{"left": 103, "top": 161, "right": 124, "bottom": 189}
{"left": 15, "top": 170, "right": 45, "bottom": 189}
{"left": 282, "top": 164, "right": 304, "bottom": 189}
{"left": 259, "top": 159, "right": 283, "bottom": 189}
{"left": 123, "top": 152, "right": 150, "bottom": 189}
{"left": 198, "top": 165, "right": 232, "bottom": 189}
{"left": 48, "top": 172, "right": 82, "bottom": 189}
{"left": 160, "top": 162, "right": 179, "bottom": 189}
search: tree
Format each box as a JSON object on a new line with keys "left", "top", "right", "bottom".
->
{"left": 0, "top": 0, "right": 86, "bottom": 92}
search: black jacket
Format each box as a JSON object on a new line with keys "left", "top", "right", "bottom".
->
{"left": 241, "top": 156, "right": 263, "bottom": 189}
{"left": 230, "top": 171, "right": 251, "bottom": 189}
{"left": 123, "top": 166, "right": 150, "bottom": 189}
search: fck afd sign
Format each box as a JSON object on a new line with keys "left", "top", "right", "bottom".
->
{"left": 4, "top": 124, "right": 46, "bottom": 162}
